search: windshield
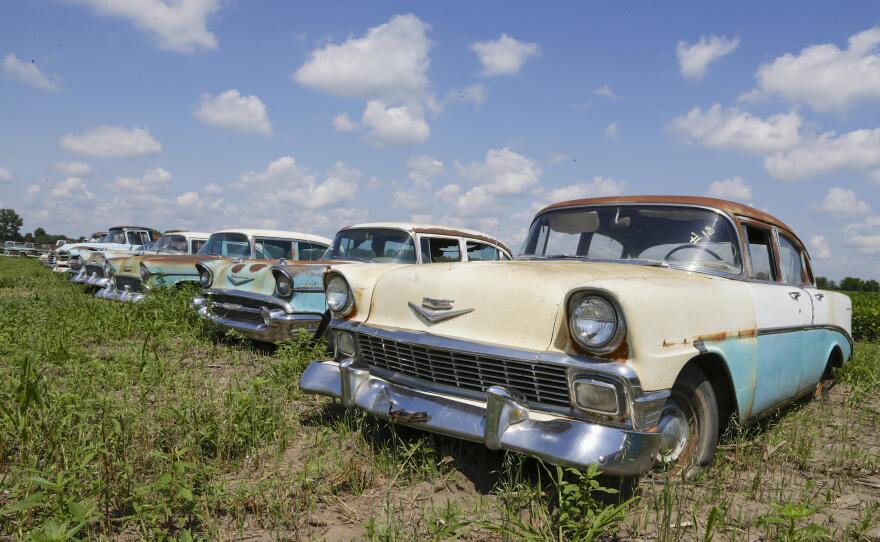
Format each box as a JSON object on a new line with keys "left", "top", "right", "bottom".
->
{"left": 102, "top": 229, "right": 126, "bottom": 244}
{"left": 199, "top": 233, "right": 250, "bottom": 257}
{"left": 323, "top": 228, "right": 417, "bottom": 263}
{"left": 522, "top": 205, "right": 742, "bottom": 274}
{"left": 154, "top": 235, "right": 188, "bottom": 253}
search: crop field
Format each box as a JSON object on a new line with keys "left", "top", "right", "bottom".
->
{"left": 0, "top": 257, "right": 879, "bottom": 541}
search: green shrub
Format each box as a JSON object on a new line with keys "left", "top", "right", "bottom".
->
{"left": 850, "top": 292, "right": 880, "bottom": 342}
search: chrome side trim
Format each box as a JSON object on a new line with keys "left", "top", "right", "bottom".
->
{"left": 300, "top": 359, "right": 662, "bottom": 475}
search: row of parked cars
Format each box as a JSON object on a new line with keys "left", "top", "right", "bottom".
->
{"left": 42, "top": 195, "right": 853, "bottom": 477}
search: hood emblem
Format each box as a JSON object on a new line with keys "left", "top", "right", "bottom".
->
{"left": 409, "top": 297, "right": 473, "bottom": 324}
{"left": 227, "top": 275, "right": 254, "bottom": 286}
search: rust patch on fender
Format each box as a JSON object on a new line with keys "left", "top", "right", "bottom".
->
{"left": 231, "top": 264, "right": 245, "bottom": 273}
{"left": 249, "top": 263, "right": 267, "bottom": 272}
{"left": 665, "top": 327, "right": 758, "bottom": 347}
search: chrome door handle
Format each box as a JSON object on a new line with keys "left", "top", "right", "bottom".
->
{"left": 789, "top": 291, "right": 801, "bottom": 300}
{"left": 815, "top": 293, "right": 824, "bottom": 301}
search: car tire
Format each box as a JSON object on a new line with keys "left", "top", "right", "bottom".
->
{"left": 656, "top": 365, "right": 719, "bottom": 479}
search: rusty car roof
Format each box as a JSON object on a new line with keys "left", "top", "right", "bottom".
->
{"left": 539, "top": 195, "right": 797, "bottom": 236}
{"left": 339, "top": 222, "right": 513, "bottom": 255}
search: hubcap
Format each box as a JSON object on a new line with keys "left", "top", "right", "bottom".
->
{"left": 657, "top": 403, "right": 690, "bottom": 463}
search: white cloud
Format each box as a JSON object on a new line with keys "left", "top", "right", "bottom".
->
{"left": 744, "top": 27, "right": 880, "bottom": 112}
{"left": 407, "top": 155, "right": 444, "bottom": 188}
{"left": 470, "top": 33, "right": 540, "bottom": 76}
{"left": 60, "top": 125, "right": 161, "bottom": 157}
{"left": 541, "top": 177, "right": 625, "bottom": 205}
{"left": 361, "top": 100, "right": 429, "bottom": 147}
{"left": 176, "top": 191, "right": 200, "bottom": 208}
{"left": 764, "top": 128, "right": 880, "bottom": 181}
{"left": 54, "top": 161, "right": 91, "bottom": 175}
{"left": 0, "top": 167, "right": 12, "bottom": 181}
{"left": 238, "top": 156, "right": 360, "bottom": 209}
{"left": 113, "top": 167, "right": 172, "bottom": 193}
{"left": 435, "top": 183, "right": 460, "bottom": 201}
{"left": 293, "top": 14, "right": 431, "bottom": 103}
{"left": 706, "top": 176, "right": 752, "bottom": 202}
{"left": 844, "top": 215, "right": 880, "bottom": 255}
{"left": 49, "top": 177, "right": 94, "bottom": 200}
{"left": 593, "top": 84, "right": 619, "bottom": 99}
{"left": 456, "top": 147, "right": 541, "bottom": 196}
{"left": 670, "top": 104, "right": 801, "bottom": 154}
{"left": 67, "top": 0, "right": 220, "bottom": 53}
{"left": 203, "top": 183, "right": 222, "bottom": 195}
{"left": 817, "top": 187, "right": 871, "bottom": 215}
{"left": 392, "top": 190, "right": 423, "bottom": 210}
{"left": 606, "top": 122, "right": 618, "bottom": 139}
{"left": 2, "top": 53, "right": 62, "bottom": 91}
{"left": 810, "top": 235, "right": 832, "bottom": 260}
{"left": 676, "top": 35, "right": 739, "bottom": 80}
{"left": 194, "top": 90, "right": 272, "bottom": 135}
{"left": 332, "top": 113, "right": 359, "bottom": 132}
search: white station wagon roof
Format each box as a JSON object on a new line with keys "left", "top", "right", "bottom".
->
{"left": 212, "top": 228, "right": 332, "bottom": 246}
{"left": 343, "top": 222, "right": 512, "bottom": 254}
{"left": 164, "top": 231, "right": 211, "bottom": 238}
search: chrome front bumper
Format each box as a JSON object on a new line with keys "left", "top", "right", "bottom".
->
{"left": 96, "top": 283, "right": 144, "bottom": 302}
{"left": 191, "top": 295, "right": 323, "bottom": 342}
{"left": 71, "top": 269, "right": 110, "bottom": 288}
{"left": 300, "top": 358, "right": 663, "bottom": 475}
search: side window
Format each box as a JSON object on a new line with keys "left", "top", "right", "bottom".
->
{"left": 421, "top": 237, "right": 461, "bottom": 263}
{"left": 190, "top": 239, "right": 206, "bottom": 254}
{"left": 466, "top": 241, "right": 499, "bottom": 261}
{"left": 126, "top": 231, "right": 142, "bottom": 245}
{"left": 297, "top": 242, "right": 328, "bottom": 261}
{"left": 778, "top": 234, "right": 805, "bottom": 285}
{"left": 745, "top": 225, "right": 776, "bottom": 281}
{"left": 586, "top": 233, "right": 623, "bottom": 259}
{"left": 254, "top": 238, "right": 293, "bottom": 259}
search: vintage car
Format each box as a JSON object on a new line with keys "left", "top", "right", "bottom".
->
{"left": 191, "top": 222, "right": 513, "bottom": 342}
{"left": 82, "top": 231, "right": 210, "bottom": 289}
{"left": 299, "top": 196, "right": 852, "bottom": 477}
{"left": 100, "top": 229, "right": 331, "bottom": 303}
{"left": 55, "top": 227, "right": 155, "bottom": 274}
{"left": 47, "top": 234, "right": 103, "bottom": 267}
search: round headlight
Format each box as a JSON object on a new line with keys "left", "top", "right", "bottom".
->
{"left": 569, "top": 295, "right": 620, "bottom": 351}
{"left": 326, "top": 275, "right": 352, "bottom": 315}
{"left": 140, "top": 263, "right": 151, "bottom": 281}
{"left": 104, "top": 262, "right": 114, "bottom": 277}
{"left": 198, "top": 268, "right": 212, "bottom": 288}
{"left": 275, "top": 273, "right": 292, "bottom": 297}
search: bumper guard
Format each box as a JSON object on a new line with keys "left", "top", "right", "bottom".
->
{"left": 192, "top": 295, "right": 323, "bottom": 342}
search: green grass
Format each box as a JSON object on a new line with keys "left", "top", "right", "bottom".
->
{"left": 1, "top": 257, "right": 879, "bottom": 541}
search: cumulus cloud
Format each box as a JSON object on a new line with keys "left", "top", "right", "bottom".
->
{"left": 60, "top": 125, "right": 161, "bottom": 157}
{"left": 203, "top": 183, "right": 222, "bottom": 195}
{"left": 176, "top": 191, "right": 200, "bottom": 208}
{"left": 49, "top": 177, "right": 94, "bottom": 200}
{"left": 194, "top": 90, "right": 272, "bottom": 135}
{"left": 238, "top": 156, "right": 360, "bottom": 209}
{"left": 450, "top": 148, "right": 541, "bottom": 215}
{"left": 764, "top": 128, "right": 880, "bottom": 181}
{"left": 332, "top": 113, "right": 359, "bottom": 132}
{"left": 844, "top": 215, "right": 880, "bottom": 255}
{"left": 471, "top": 33, "right": 540, "bottom": 76}
{"left": 817, "top": 187, "right": 871, "bottom": 215}
{"left": 541, "top": 177, "right": 625, "bottom": 204}
{"left": 392, "top": 190, "right": 422, "bottom": 210}
{"left": 810, "top": 235, "right": 832, "bottom": 259}
{"left": 593, "top": 84, "right": 619, "bottom": 99}
{"left": 407, "top": 155, "right": 444, "bottom": 188}
{"left": 605, "top": 122, "right": 618, "bottom": 139}
{"left": 743, "top": 27, "right": 880, "bottom": 111}
{"left": 54, "top": 161, "right": 91, "bottom": 175}
{"left": 361, "top": 100, "right": 429, "bottom": 147}
{"left": 67, "top": 0, "right": 220, "bottom": 53}
{"left": 706, "top": 176, "right": 752, "bottom": 202}
{"left": 113, "top": 167, "right": 172, "bottom": 193}
{"left": 670, "top": 104, "right": 801, "bottom": 154}
{"left": 677, "top": 35, "right": 740, "bottom": 80}
{"left": 293, "top": 14, "right": 431, "bottom": 103}
{"left": 0, "top": 167, "right": 12, "bottom": 181}
{"left": 2, "top": 53, "right": 62, "bottom": 91}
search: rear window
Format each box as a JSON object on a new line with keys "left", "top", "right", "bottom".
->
{"left": 465, "top": 241, "right": 501, "bottom": 261}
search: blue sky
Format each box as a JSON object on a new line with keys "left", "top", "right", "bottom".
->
{"left": 1, "top": 1, "right": 878, "bottom": 279}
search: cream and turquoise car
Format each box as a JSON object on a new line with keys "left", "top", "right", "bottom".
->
{"left": 300, "top": 196, "right": 852, "bottom": 477}
{"left": 58, "top": 227, "right": 155, "bottom": 275}
{"left": 100, "top": 229, "right": 330, "bottom": 303}
{"left": 86, "top": 231, "right": 209, "bottom": 291}
{"left": 191, "top": 222, "right": 513, "bottom": 342}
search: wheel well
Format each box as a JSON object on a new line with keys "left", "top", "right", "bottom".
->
{"left": 824, "top": 345, "right": 844, "bottom": 378}
{"left": 676, "top": 354, "right": 738, "bottom": 433}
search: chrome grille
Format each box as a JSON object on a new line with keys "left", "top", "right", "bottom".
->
{"left": 48, "top": 253, "right": 56, "bottom": 264}
{"left": 85, "top": 264, "right": 104, "bottom": 278}
{"left": 356, "top": 333, "right": 572, "bottom": 408}
{"left": 205, "top": 293, "right": 282, "bottom": 327}
{"left": 114, "top": 275, "right": 142, "bottom": 293}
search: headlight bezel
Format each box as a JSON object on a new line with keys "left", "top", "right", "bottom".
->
{"left": 566, "top": 290, "right": 627, "bottom": 355}
{"left": 273, "top": 269, "right": 293, "bottom": 298}
{"left": 104, "top": 261, "right": 115, "bottom": 277}
{"left": 325, "top": 273, "right": 353, "bottom": 316}
{"left": 196, "top": 264, "right": 212, "bottom": 289}
{"left": 139, "top": 263, "right": 151, "bottom": 281}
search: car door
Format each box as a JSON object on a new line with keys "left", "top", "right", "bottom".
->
{"left": 777, "top": 231, "right": 825, "bottom": 391}
{"left": 742, "top": 222, "right": 810, "bottom": 415}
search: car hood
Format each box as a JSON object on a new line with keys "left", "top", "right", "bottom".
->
{"left": 121, "top": 254, "right": 227, "bottom": 277}
{"left": 345, "top": 260, "right": 754, "bottom": 362}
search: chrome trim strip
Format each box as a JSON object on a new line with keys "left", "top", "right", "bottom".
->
{"left": 299, "top": 359, "right": 662, "bottom": 475}
{"left": 194, "top": 301, "right": 322, "bottom": 341}
{"left": 201, "top": 288, "right": 294, "bottom": 313}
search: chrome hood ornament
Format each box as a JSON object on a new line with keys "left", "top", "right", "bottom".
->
{"left": 227, "top": 275, "right": 254, "bottom": 286}
{"left": 409, "top": 297, "right": 474, "bottom": 323}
